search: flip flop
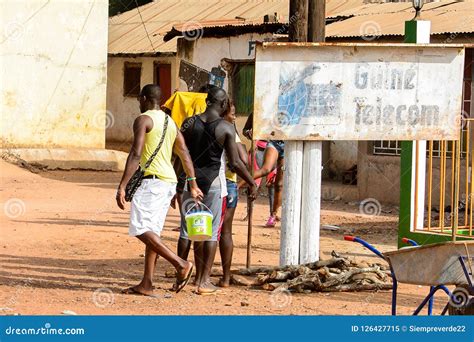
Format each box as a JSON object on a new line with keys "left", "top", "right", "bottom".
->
{"left": 175, "top": 264, "right": 193, "bottom": 293}
{"left": 121, "top": 287, "right": 160, "bottom": 298}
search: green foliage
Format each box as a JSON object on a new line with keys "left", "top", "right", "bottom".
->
{"left": 109, "top": 0, "right": 152, "bottom": 17}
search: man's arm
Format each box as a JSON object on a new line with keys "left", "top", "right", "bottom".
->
{"left": 173, "top": 130, "right": 203, "bottom": 201}
{"left": 237, "top": 142, "right": 248, "bottom": 168}
{"left": 116, "top": 116, "right": 150, "bottom": 210}
{"left": 219, "top": 122, "right": 257, "bottom": 200}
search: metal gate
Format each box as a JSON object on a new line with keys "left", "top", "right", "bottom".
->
{"left": 400, "top": 48, "right": 473, "bottom": 244}
{"left": 419, "top": 119, "right": 474, "bottom": 239}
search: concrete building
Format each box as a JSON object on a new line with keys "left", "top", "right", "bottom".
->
{"left": 1, "top": 0, "right": 108, "bottom": 149}
{"left": 167, "top": 0, "right": 473, "bottom": 205}
{"left": 105, "top": 0, "right": 368, "bottom": 149}
{"left": 325, "top": 0, "right": 474, "bottom": 204}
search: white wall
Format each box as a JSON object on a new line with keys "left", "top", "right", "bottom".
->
{"left": 181, "top": 33, "right": 276, "bottom": 92}
{"left": 1, "top": 0, "right": 108, "bottom": 148}
{"left": 106, "top": 56, "right": 177, "bottom": 147}
{"left": 328, "top": 141, "right": 358, "bottom": 176}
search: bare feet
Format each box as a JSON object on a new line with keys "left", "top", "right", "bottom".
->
{"left": 197, "top": 281, "right": 219, "bottom": 295}
{"left": 121, "top": 284, "right": 158, "bottom": 298}
{"left": 217, "top": 277, "right": 232, "bottom": 288}
{"left": 176, "top": 261, "right": 193, "bottom": 280}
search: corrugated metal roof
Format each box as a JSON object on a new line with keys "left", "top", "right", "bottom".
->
{"left": 327, "top": 1, "right": 474, "bottom": 37}
{"left": 163, "top": 0, "right": 474, "bottom": 42}
{"left": 163, "top": 16, "right": 348, "bottom": 41}
{"left": 109, "top": 0, "right": 473, "bottom": 55}
{"left": 163, "top": 22, "right": 286, "bottom": 42}
{"left": 108, "top": 0, "right": 367, "bottom": 54}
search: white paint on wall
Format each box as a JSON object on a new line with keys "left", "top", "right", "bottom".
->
{"left": 183, "top": 33, "right": 276, "bottom": 92}
{"left": 329, "top": 141, "right": 358, "bottom": 174}
{"left": 1, "top": 0, "right": 108, "bottom": 148}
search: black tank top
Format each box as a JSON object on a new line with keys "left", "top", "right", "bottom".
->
{"left": 182, "top": 116, "right": 224, "bottom": 195}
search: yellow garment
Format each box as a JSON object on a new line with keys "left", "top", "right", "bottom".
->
{"left": 140, "top": 110, "right": 178, "bottom": 183}
{"left": 226, "top": 133, "right": 242, "bottom": 183}
{"left": 162, "top": 92, "right": 207, "bottom": 128}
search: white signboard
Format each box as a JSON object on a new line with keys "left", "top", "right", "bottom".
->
{"left": 253, "top": 43, "right": 465, "bottom": 141}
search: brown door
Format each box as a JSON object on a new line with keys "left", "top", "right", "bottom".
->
{"left": 154, "top": 63, "right": 172, "bottom": 105}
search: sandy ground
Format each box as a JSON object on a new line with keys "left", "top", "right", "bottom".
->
{"left": 0, "top": 160, "right": 449, "bottom": 315}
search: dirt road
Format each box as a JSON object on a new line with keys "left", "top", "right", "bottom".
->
{"left": 0, "top": 160, "right": 447, "bottom": 315}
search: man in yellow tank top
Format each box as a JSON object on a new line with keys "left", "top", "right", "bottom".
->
{"left": 116, "top": 84, "right": 203, "bottom": 296}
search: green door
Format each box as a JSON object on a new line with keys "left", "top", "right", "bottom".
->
{"left": 232, "top": 63, "right": 255, "bottom": 116}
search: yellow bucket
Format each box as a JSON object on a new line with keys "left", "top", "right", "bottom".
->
{"left": 185, "top": 202, "right": 213, "bottom": 241}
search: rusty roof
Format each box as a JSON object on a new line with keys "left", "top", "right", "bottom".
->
{"left": 108, "top": 0, "right": 367, "bottom": 55}
{"left": 165, "top": 0, "right": 474, "bottom": 41}
{"left": 163, "top": 0, "right": 474, "bottom": 43}
{"left": 163, "top": 16, "right": 348, "bottom": 42}
{"left": 327, "top": 0, "right": 474, "bottom": 38}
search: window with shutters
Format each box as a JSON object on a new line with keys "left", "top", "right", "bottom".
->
{"left": 123, "top": 62, "right": 141, "bottom": 97}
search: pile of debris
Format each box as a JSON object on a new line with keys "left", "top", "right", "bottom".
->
{"left": 235, "top": 253, "right": 392, "bottom": 293}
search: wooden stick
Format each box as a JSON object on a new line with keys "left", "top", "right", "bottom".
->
{"left": 321, "top": 267, "right": 384, "bottom": 289}
{"left": 321, "top": 283, "right": 392, "bottom": 292}
{"left": 246, "top": 139, "right": 255, "bottom": 268}
{"left": 238, "top": 258, "right": 350, "bottom": 276}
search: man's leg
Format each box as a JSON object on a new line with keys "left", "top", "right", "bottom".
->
{"left": 137, "top": 231, "right": 193, "bottom": 284}
{"left": 197, "top": 186, "right": 223, "bottom": 293}
{"left": 129, "top": 245, "right": 158, "bottom": 295}
{"left": 219, "top": 206, "right": 236, "bottom": 287}
{"left": 177, "top": 237, "right": 191, "bottom": 260}
{"left": 193, "top": 241, "right": 204, "bottom": 286}
{"left": 198, "top": 241, "right": 218, "bottom": 292}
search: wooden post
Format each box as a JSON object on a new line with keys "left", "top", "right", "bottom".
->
{"left": 288, "top": 0, "right": 308, "bottom": 42}
{"left": 299, "top": 0, "right": 325, "bottom": 264}
{"left": 280, "top": 0, "right": 308, "bottom": 266}
{"left": 308, "top": 0, "right": 325, "bottom": 42}
{"left": 453, "top": 139, "right": 460, "bottom": 241}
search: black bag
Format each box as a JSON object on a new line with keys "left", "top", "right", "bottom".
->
{"left": 125, "top": 115, "right": 169, "bottom": 202}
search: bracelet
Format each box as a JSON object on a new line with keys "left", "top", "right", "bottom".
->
{"left": 186, "top": 177, "right": 196, "bottom": 181}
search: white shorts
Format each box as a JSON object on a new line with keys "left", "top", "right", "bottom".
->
{"left": 129, "top": 178, "right": 176, "bottom": 237}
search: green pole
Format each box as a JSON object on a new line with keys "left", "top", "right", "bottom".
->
{"left": 398, "top": 18, "right": 430, "bottom": 247}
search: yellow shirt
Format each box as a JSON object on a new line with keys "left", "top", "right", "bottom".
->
{"left": 162, "top": 92, "right": 207, "bottom": 128}
{"left": 225, "top": 134, "right": 242, "bottom": 183}
{"left": 140, "top": 110, "right": 178, "bottom": 183}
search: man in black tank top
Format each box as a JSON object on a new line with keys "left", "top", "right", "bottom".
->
{"left": 179, "top": 88, "right": 258, "bottom": 295}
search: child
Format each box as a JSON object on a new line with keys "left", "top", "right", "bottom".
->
{"left": 218, "top": 100, "right": 248, "bottom": 287}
